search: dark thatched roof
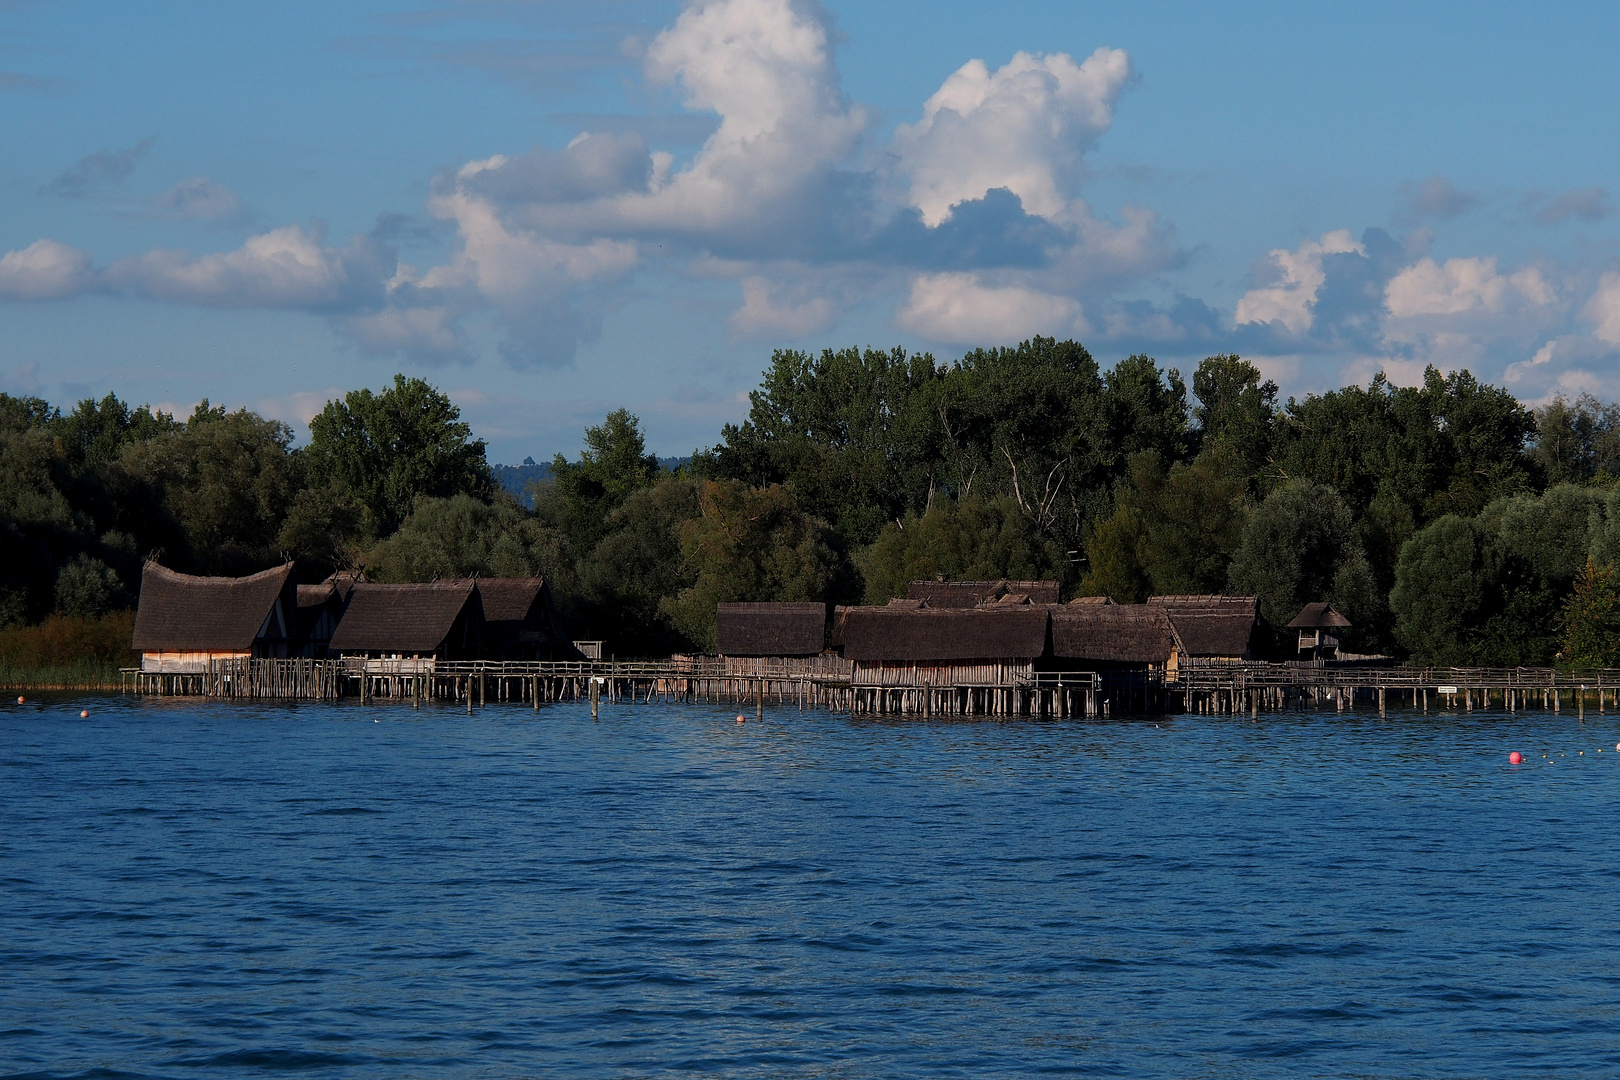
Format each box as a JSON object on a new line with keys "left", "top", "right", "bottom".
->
{"left": 1050, "top": 604, "right": 1176, "bottom": 664}
{"left": 904, "top": 579, "right": 1061, "bottom": 608}
{"left": 1289, "top": 602, "right": 1352, "bottom": 629}
{"left": 328, "top": 580, "right": 478, "bottom": 654}
{"left": 1146, "top": 594, "right": 1262, "bottom": 658}
{"left": 297, "top": 583, "right": 336, "bottom": 609}
{"left": 716, "top": 602, "right": 826, "bottom": 657}
{"left": 1147, "top": 594, "right": 1259, "bottom": 617}
{"left": 1166, "top": 613, "right": 1259, "bottom": 658}
{"left": 133, "top": 562, "right": 294, "bottom": 652}
{"left": 842, "top": 606, "right": 1049, "bottom": 663}
{"left": 476, "top": 578, "right": 545, "bottom": 624}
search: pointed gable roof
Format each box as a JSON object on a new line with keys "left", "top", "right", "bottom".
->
{"left": 132, "top": 561, "right": 294, "bottom": 652}
{"left": 1288, "top": 602, "right": 1352, "bottom": 629}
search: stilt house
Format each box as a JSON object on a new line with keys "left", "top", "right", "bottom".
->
{"left": 132, "top": 561, "right": 297, "bottom": 673}
{"left": 327, "top": 580, "right": 484, "bottom": 670}
{"left": 840, "top": 604, "right": 1050, "bottom": 687}
{"left": 1289, "top": 602, "right": 1350, "bottom": 660}
{"left": 476, "top": 578, "right": 577, "bottom": 660}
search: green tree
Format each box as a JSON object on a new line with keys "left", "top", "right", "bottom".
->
{"left": 935, "top": 337, "right": 1112, "bottom": 556}
{"left": 1192, "top": 354, "right": 1276, "bottom": 490}
{"left": 575, "top": 477, "right": 702, "bottom": 654}
{"left": 54, "top": 554, "right": 123, "bottom": 618}
{"left": 364, "top": 493, "right": 573, "bottom": 587}
{"left": 547, "top": 408, "right": 661, "bottom": 554}
{"left": 1390, "top": 514, "right": 1488, "bottom": 664}
{"left": 1079, "top": 451, "right": 1250, "bottom": 601}
{"left": 55, "top": 394, "right": 179, "bottom": 471}
{"left": 1561, "top": 559, "right": 1620, "bottom": 666}
{"left": 115, "top": 404, "right": 305, "bottom": 574}
{"left": 661, "top": 481, "right": 846, "bottom": 651}
{"left": 699, "top": 345, "right": 947, "bottom": 544}
{"left": 306, "top": 375, "right": 493, "bottom": 538}
{"left": 856, "top": 495, "right": 1068, "bottom": 604}
{"left": 1226, "top": 479, "right": 1381, "bottom": 647}
{"left": 1103, "top": 353, "right": 1192, "bottom": 465}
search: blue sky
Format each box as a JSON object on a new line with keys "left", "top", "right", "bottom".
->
{"left": 3, "top": 1, "right": 1618, "bottom": 462}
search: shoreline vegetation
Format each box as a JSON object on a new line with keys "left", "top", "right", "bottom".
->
{"left": 4, "top": 342, "right": 1620, "bottom": 676}
{"left": 0, "top": 611, "right": 136, "bottom": 690}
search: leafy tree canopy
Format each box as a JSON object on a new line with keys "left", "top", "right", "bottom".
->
{"left": 306, "top": 374, "right": 493, "bottom": 539}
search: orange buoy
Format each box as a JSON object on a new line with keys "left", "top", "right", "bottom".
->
{"left": 15, "top": 696, "right": 23, "bottom": 705}
{"left": 736, "top": 714, "right": 746, "bottom": 724}
{"left": 79, "top": 709, "right": 89, "bottom": 718}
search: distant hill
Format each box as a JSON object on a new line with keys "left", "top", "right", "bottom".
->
{"left": 494, "top": 456, "right": 690, "bottom": 508}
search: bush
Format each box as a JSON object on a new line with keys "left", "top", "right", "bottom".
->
{"left": 0, "top": 611, "right": 138, "bottom": 670}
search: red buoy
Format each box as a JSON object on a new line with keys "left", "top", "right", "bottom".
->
{"left": 15, "top": 696, "right": 23, "bottom": 705}
{"left": 79, "top": 709, "right": 89, "bottom": 718}
{"left": 1508, "top": 751, "right": 1523, "bottom": 764}
{"left": 736, "top": 714, "right": 746, "bottom": 723}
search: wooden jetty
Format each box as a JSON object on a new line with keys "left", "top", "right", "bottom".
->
{"left": 122, "top": 655, "right": 1620, "bottom": 721}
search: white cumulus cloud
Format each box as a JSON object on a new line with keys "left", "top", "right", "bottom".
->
{"left": 1234, "top": 230, "right": 1363, "bottom": 335}
{"left": 897, "top": 272, "right": 1087, "bottom": 344}
{"left": 0, "top": 239, "right": 96, "bottom": 300}
{"left": 103, "top": 224, "right": 389, "bottom": 309}
{"left": 1585, "top": 272, "right": 1620, "bottom": 345}
{"left": 1384, "top": 256, "right": 1554, "bottom": 317}
{"left": 893, "top": 48, "right": 1130, "bottom": 226}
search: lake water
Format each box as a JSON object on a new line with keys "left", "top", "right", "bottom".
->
{"left": 3, "top": 695, "right": 1619, "bottom": 1078}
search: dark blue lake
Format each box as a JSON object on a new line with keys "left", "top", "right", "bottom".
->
{"left": 3, "top": 695, "right": 1619, "bottom": 1078}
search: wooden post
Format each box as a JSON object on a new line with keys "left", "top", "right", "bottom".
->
{"left": 1378, "top": 686, "right": 1386, "bottom": 718}
{"left": 590, "top": 676, "right": 600, "bottom": 720}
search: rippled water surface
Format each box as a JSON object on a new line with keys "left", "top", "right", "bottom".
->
{"left": 3, "top": 695, "right": 1620, "bottom": 1078}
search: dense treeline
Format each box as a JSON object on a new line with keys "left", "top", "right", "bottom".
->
{"left": 7, "top": 340, "right": 1620, "bottom": 666}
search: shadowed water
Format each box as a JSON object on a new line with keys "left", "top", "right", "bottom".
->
{"left": 2, "top": 695, "right": 1618, "bottom": 1078}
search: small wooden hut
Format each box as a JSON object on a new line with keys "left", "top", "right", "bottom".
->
{"left": 327, "top": 580, "right": 483, "bottom": 668}
{"left": 132, "top": 561, "right": 296, "bottom": 672}
{"left": 904, "top": 579, "right": 1061, "bottom": 608}
{"left": 476, "top": 578, "right": 577, "bottom": 660}
{"left": 1289, "top": 602, "right": 1350, "bottom": 660}
{"left": 1146, "top": 595, "right": 1264, "bottom": 662}
{"left": 716, "top": 602, "right": 827, "bottom": 658}
{"left": 840, "top": 605, "right": 1050, "bottom": 686}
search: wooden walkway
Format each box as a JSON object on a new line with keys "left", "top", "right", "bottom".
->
{"left": 121, "top": 657, "right": 1620, "bottom": 719}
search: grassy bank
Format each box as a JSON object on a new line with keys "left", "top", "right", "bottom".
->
{"left": 0, "top": 612, "right": 137, "bottom": 690}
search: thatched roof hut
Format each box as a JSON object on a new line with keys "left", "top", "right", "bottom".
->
{"left": 904, "top": 579, "right": 1061, "bottom": 608}
{"left": 477, "top": 578, "right": 576, "bottom": 660}
{"left": 328, "top": 580, "right": 482, "bottom": 658}
{"left": 1288, "top": 601, "right": 1350, "bottom": 659}
{"left": 1050, "top": 603, "right": 1177, "bottom": 665}
{"left": 716, "top": 602, "right": 827, "bottom": 657}
{"left": 841, "top": 606, "right": 1049, "bottom": 664}
{"left": 1146, "top": 595, "right": 1263, "bottom": 660}
{"left": 1288, "top": 602, "right": 1351, "bottom": 630}
{"left": 133, "top": 561, "right": 295, "bottom": 659}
